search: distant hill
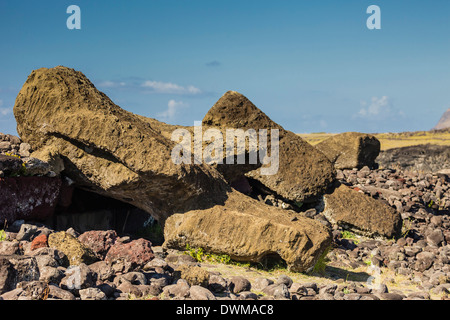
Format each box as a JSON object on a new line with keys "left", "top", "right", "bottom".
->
{"left": 433, "top": 108, "right": 450, "bottom": 130}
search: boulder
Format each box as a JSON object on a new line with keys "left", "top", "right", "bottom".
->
{"left": 15, "top": 281, "right": 50, "bottom": 300}
{"left": 47, "top": 285, "right": 76, "bottom": 300}
{"left": 88, "top": 261, "right": 114, "bottom": 282}
{"left": 172, "top": 265, "right": 210, "bottom": 287}
{"left": 315, "top": 132, "right": 380, "bottom": 170}
{"left": 229, "top": 276, "right": 251, "bottom": 294}
{"left": 60, "top": 263, "right": 97, "bottom": 292}
{"left": 13, "top": 67, "right": 334, "bottom": 270}
{"left": 78, "top": 230, "right": 117, "bottom": 260}
{"left": 189, "top": 285, "right": 216, "bottom": 300}
{"left": 0, "top": 176, "right": 62, "bottom": 224}
{"left": 0, "top": 154, "right": 23, "bottom": 175}
{"left": 79, "top": 287, "right": 107, "bottom": 300}
{"left": 163, "top": 280, "right": 190, "bottom": 299}
{"left": 30, "top": 234, "right": 48, "bottom": 251}
{"left": 0, "top": 241, "right": 20, "bottom": 255}
{"left": 13, "top": 66, "right": 229, "bottom": 223}
{"left": 318, "top": 184, "right": 402, "bottom": 238}
{"left": 0, "top": 255, "right": 40, "bottom": 294}
{"left": 163, "top": 190, "right": 332, "bottom": 273}
{"left": 0, "top": 257, "right": 15, "bottom": 294}
{"left": 105, "top": 238, "right": 154, "bottom": 268}
{"left": 262, "top": 283, "right": 290, "bottom": 299}
{"left": 48, "top": 231, "right": 97, "bottom": 265}
{"left": 203, "top": 91, "right": 336, "bottom": 203}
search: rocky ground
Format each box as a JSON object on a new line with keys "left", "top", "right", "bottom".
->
{"left": 377, "top": 144, "right": 450, "bottom": 174}
{"left": 1, "top": 165, "right": 450, "bottom": 300}
{"left": 1, "top": 66, "right": 449, "bottom": 301}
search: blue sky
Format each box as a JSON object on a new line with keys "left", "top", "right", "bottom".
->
{"left": 0, "top": 0, "right": 449, "bottom": 135}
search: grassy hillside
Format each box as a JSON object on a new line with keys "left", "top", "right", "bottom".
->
{"left": 299, "top": 129, "right": 450, "bottom": 151}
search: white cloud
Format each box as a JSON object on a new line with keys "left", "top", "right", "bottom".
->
{"left": 0, "top": 109, "right": 11, "bottom": 116}
{"left": 158, "top": 100, "right": 188, "bottom": 119}
{"left": 356, "top": 96, "right": 403, "bottom": 120}
{"left": 358, "top": 96, "right": 389, "bottom": 117}
{"left": 141, "top": 81, "right": 201, "bottom": 95}
{"left": 97, "top": 79, "right": 202, "bottom": 96}
{"left": 98, "top": 80, "right": 126, "bottom": 88}
{"left": 0, "top": 100, "right": 11, "bottom": 117}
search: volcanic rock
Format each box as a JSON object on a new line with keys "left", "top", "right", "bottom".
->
{"left": 0, "top": 176, "right": 62, "bottom": 225}
{"left": 0, "top": 154, "right": 23, "bottom": 175}
{"left": 13, "top": 66, "right": 230, "bottom": 223}
{"left": 78, "top": 230, "right": 117, "bottom": 260}
{"left": 315, "top": 132, "right": 380, "bottom": 170}
{"left": 376, "top": 144, "right": 450, "bottom": 173}
{"left": 163, "top": 190, "right": 332, "bottom": 273}
{"left": 13, "top": 67, "right": 336, "bottom": 271}
{"left": 319, "top": 183, "right": 402, "bottom": 238}
{"left": 0, "top": 255, "right": 40, "bottom": 294}
{"left": 202, "top": 90, "right": 336, "bottom": 203}
{"left": 48, "top": 231, "right": 97, "bottom": 266}
{"left": 105, "top": 238, "right": 154, "bottom": 269}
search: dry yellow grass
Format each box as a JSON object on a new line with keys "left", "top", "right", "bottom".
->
{"left": 299, "top": 130, "right": 450, "bottom": 151}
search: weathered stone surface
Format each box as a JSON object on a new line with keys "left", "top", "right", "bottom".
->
{"left": 203, "top": 90, "right": 335, "bottom": 203}
{"left": 19, "top": 143, "right": 31, "bottom": 158}
{"left": 16, "top": 281, "right": 49, "bottom": 300}
{"left": 21, "top": 157, "right": 52, "bottom": 176}
{"left": 163, "top": 280, "right": 190, "bottom": 299}
{"left": 319, "top": 184, "right": 402, "bottom": 238}
{"left": 105, "top": 238, "right": 154, "bottom": 268}
{"left": 173, "top": 265, "right": 210, "bottom": 287}
{"left": 88, "top": 261, "right": 114, "bottom": 282}
{"left": 0, "top": 287, "right": 23, "bottom": 300}
{"left": 262, "top": 283, "right": 290, "bottom": 299}
{"left": 164, "top": 190, "right": 332, "bottom": 273}
{"left": 208, "top": 274, "right": 228, "bottom": 293}
{"left": 28, "top": 247, "right": 69, "bottom": 268}
{"left": 48, "top": 231, "right": 97, "bottom": 265}
{"left": 229, "top": 276, "right": 251, "bottom": 294}
{"left": 0, "top": 177, "right": 62, "bottom": 224}
{"left": 0, "top": 241, "right": 20, "bottom": 255}
{"left": 13, "top": 66, "right": 229, "bottom": 223}
{"left": 48, "top": 284, "right": 75, "bottom": 300}
{"left": 30, "top": 234, "right": 48, "bottom": 251}
{"left": 78, "top": 230, "right": 117, "bottom": 260}
{"left": 252, "top": 278, "right": 274, "bottom": 291}
{"left": 79, "top": 287, "right": 107, "bottom": 300}
{"left": 0, "top": 154, "right": 23, "bottom": 175}
{"left": 189, "top": 285, "right": 216, "bottom": 300}
{"left": 0, "top": 257, "right": 15, "bottom": 294}
{"left": 0, "top": 255, "right": 40, "bottom": 294}
{"left": 315, "top": 132, "right": 380, "bottom": 170}
{"left": 16, "top": 223, "right": 38, "bottom": 241}
{"left": 377, "top": 144, "right": 450, "bottom": 173}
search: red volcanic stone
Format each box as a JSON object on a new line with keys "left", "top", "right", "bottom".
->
{"left": 105, "top": 238, "right": 154, "bottom": 267}
{"left": 30, "top": 234, "right": 48, "bottom": 251}
{"left": 0, "top": 176, "right": 62, "bottom": 224}
{"left": 78, "top": 230, "right": 118, "bottom": 260}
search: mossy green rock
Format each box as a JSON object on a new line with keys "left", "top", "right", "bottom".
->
{"left": 48, "top": 231, "right": 97, "bottom": 265}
